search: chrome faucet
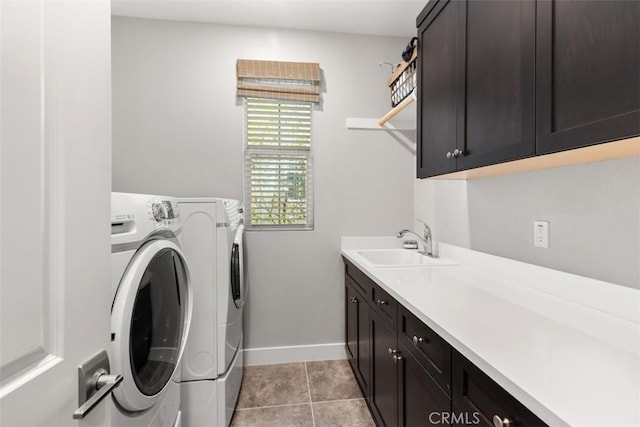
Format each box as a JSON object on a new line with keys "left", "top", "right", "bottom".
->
{"left": 397, "top": 220, "right": 435, "bottom": 257}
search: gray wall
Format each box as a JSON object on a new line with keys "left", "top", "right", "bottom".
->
{"left": 414, "top": 179, "right": 471, "bottom": 249}
{"left": 112, "top": 17, "right": 414, "bottom": 349}
{"left": 415, "top": 156, "right": 640, "bottom": 289}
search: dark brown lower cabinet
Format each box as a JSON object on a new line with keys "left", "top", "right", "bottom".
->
{"left": 370, "top": 308, "right": 454, "bottom": 427}
{"left": 398, "top": 305, "right": 452, "bottom": 395}
{"left": 343, "top": 259, "right": 547, "bottom": 427}
{"left": 370, "top": 310, "right": 398, "bottom": 426}
{"left": 345, "top": 277, "right": 370, "bottom": 395}
{"left": 398, "top": 343, "right": 451, "bottom": 427}
{"left": 451, "top": 404, "right": 481, "bottom": 426}
{"left": 452, "top": 351, "right": 545, "bottom": 426}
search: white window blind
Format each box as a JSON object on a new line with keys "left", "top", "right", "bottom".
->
{"left": 244, "top": 98, "right": 314, "bottom": 230}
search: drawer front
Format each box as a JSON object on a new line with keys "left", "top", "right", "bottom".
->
{"left": 452, "top": 351, "right": 546, "bottom": 427}
{"left": 371, "top": 282, "right": 397, "bottom": 326}
{"left": 398, "top": 305, "right": 451, "bottom": 395}
{"left": 343, "top": 257, "right": 372, "bottom": 299}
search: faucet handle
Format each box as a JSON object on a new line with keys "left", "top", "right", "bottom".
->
{"left": 416, "top": 219, "right": 432, "bottom": 238}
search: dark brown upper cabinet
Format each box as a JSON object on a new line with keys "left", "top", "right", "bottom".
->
{"left": 456, "top": 0, "right": 536, "bottom": 171}
{"left": 535, "top": 0, "right": 640, "bottom": 154}
{"left": 417, "top": 0, "right": 536, "bottom": 178}
{"left": 417, "top": 0, "right": 639, "bottom": 179}
{"left": 417, "top": 0, "right": 459, "bottom": 178}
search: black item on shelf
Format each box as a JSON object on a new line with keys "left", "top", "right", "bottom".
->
{"left": 402, "top": 37, "right": 418, "bottom": 62}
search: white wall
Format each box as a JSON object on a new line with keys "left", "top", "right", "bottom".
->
{"left": 415, "top": 155, "right": 640, "bottom": 289}
{"left": 414, "top": 179, "right": 471, "bottom": 249}
{"left": 112, "top": 17, "right": 414, "bottom": 352}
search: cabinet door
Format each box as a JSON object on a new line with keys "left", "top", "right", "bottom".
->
{"left": 370, "top": 310, "right": 398, "bottom": 426}
{"left": 536, "top": 0, "right": 640, "bottom": 154}
{"left": 452, "top": 351, "right": 546, "bottom": 427}
{"left": 417, "top": 0, "right": 459, "bottom": 178}
{"left": 398, "top": 343, "right": 451, "bottom": 427}
{"left": 357, "top": 290, "right": 371, "bottom": 396}
{"left": 345, "top": 282, "right": 358, "bottom": 367}
{"left": 456, "top": 0, "right": 535, "bottom": 170}
{"left": 346, "top": 279, "right": 370, "bottom": 395}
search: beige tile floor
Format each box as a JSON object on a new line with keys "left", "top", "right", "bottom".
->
{"left": 231, "top": 360, "right": 375, "bottom": 427}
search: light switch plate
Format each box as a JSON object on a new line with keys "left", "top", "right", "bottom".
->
{"left": 534, "top": 221, "right": 549, "bottom": 248}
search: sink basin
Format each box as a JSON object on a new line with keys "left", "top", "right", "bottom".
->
{"left": 355, "top": 249, "right": 457, "bottom": 268}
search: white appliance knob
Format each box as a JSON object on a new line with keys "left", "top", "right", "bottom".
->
{"left": 151, "top": 203, "right": 165, "bottom": 221}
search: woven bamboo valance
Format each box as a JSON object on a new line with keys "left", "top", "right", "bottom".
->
{"left": 236, "top": 59, "right": 321, "bottom": 103}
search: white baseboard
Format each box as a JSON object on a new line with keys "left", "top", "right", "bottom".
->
{"left": 243, "top": 343, "right": 347, "bottom": 366}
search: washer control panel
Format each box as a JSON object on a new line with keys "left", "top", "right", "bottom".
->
{"left": 149, "top": 200, "right": 180, "bottom": 225}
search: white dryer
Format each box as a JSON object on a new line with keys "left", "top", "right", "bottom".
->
{"left": 111, "top": 193, "right": 193, "bottom": 427}
{"left": 177, "top": 198, "right": 247, "bottom": 427}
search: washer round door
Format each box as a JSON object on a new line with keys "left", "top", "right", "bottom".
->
{"left": 111, "top": 239, "right": 192, "bottom": 412}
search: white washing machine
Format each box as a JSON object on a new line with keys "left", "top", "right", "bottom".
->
{"left": 111, "top": 193, "right": 193, "bottom": 427}
{"left": 177, "top": 198, "right": 247, "bottom": 427}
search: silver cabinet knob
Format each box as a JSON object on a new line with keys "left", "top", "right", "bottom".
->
{"left": 446, "top": 151, "right": 453, "bottom": 159}
{"left": 453, "top": 148, "right": 464, "bottom": 158}
{"left": 493, "top": 416, "right": 511, "bottom": 427}
{"left": 388, "top": 348, "right": 402, "bottom": 363}
{"left": 412, "top": 335, "right": 425, "bottom": 345}
{"left": 350, "top": 296, "right": 358, "bottom": 304}
{"left": 376, "top": 299, "right": 388, "bottom": 306}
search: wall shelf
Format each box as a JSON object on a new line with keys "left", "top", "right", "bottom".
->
{"left": 346, "top": 48, "right": 417, "bottom": 131}
{"left": 381, "top": 47, "right": 417, "bottom": 126}
{"left": 345, "top": 116, "right": 415, "bottom": 131}
{"left": 378, "top": 90, "right": 416, "bottom": 127}
{"left": 346, "top": 91, "right": 417, "bottom": 131}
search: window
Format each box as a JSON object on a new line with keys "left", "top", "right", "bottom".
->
{"left": 236, "top": 59, "right": 320, "bottom": 230}
{"left": 244, "top": 98, "right": 313, "bottom": 230}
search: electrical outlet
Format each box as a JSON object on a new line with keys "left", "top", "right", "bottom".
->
{"left": 533, "top": 221, "right": 549, "bottom": 248}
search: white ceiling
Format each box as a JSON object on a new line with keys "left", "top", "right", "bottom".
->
{"left": 111, "top": 0, "right": 425, "bottom": 38}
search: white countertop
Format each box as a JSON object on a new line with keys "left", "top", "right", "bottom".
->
{"left": 341, "top": 237, "right": 640, "bottom": 427}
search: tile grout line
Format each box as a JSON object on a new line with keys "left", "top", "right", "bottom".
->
{"left": 310, "top": 397, "right": 367, "bottom": 405}
{"left": 235, "top": 396, "right": 367, "bottom": 412}
{"left": 304, "top": 362, "right": 317, "bottom": 427}
{"left": 235, "top": 402, "right": 311, "bottom": 411}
